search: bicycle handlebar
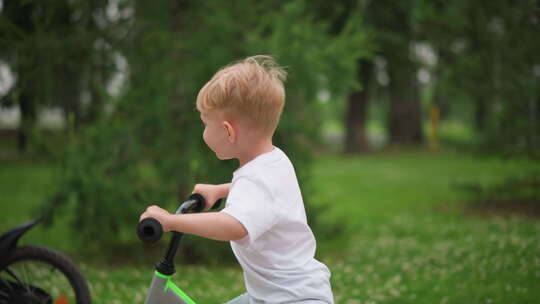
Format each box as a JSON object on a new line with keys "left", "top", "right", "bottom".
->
{"left": 137, "top": 193, "right": 223, "bottom": 243}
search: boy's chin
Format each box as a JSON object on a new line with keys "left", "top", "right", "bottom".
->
{"left": 215, "top": 153, "right": 233, "bottom": 160}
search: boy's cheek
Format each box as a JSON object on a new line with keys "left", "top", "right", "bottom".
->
{"left": 202, "top": 130, "right": 210, "bottom": 145}
{"left": 202, "top": 134, "right": 217, "bottom": 154}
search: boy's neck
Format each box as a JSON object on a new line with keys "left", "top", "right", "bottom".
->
{"left": 237, "top": 140, "right": 275, "bottom": 168}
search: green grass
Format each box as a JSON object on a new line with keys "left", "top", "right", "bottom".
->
{"left": 1, "top": 149, "right": 539, "bottom": 303}
{"left": 0, "top": 160, "right": 77, "bottom": 252}
{"left": 311, "top": 149, "right": 537, "bottom": 224}
{"left": 79, "top": 264, "right": 245, "bottom": 303}
{"left": 309, "top": 149, "right": 540, "bottom": 303}
{"left": 329, "top": 214, "right": 540, "bottom": 303}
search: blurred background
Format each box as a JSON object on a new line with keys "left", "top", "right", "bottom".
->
{"left": 1, "top": 0, "right": 539, "bottom": 303}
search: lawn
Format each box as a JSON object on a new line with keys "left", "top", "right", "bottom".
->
{"left": 1, "top": 149, "right": 539, "bottom": 303}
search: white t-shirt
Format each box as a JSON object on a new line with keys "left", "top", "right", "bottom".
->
{"left": 222, "top": 146, "right": 334, "bottom": 303}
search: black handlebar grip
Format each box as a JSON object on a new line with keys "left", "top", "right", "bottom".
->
{"left": 213, "top": 198, "right": 223, "bottom": 210}
{"left": 188, "top": 193, "right": 205, "bottom": 212}
{"left": 189, "top": 193, "right": 224, "bottom": 211}
{"left": 137, "top": 217, "right": 163, "bottom": 243}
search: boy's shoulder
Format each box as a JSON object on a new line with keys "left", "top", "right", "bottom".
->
{"left": 231, "top": 147, "right": 301, "bottom": 201}
{"left": 233, "top": 146, "right": 291, "bottom": 179}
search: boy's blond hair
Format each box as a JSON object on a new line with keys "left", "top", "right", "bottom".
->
{"left": 196, "top": 55, "right": 287, "bottom": 136}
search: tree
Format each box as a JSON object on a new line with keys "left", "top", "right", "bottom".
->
{"left": 47, "top": 0, "right": 368, "bottom": 257}
{"left": 311, "top": 0, "right": 374, "bottom": 153}
{"left": 418, "top": 0, "right": 540, "bottom": 154}
{"left": 376, "top": 0, "right": 424, "bottom": 145}
{"left": 0, "top": 0, "right": 119, "bottom": 152}
{"left": 338, "top": 0, "right": 425, "bottom": 148}
{"left": 345, "top": 60, "right": 373, "bottom": 152}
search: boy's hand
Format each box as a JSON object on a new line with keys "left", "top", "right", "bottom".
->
{"left": 139, "top": 205, "right": 172, "bottom": 232}
{"left": 192, "top": 183, "right": 230, "bottom": 210}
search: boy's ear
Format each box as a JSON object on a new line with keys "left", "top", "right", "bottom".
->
{"left": 223, "top": 121, "right": 236, "bottom": 143}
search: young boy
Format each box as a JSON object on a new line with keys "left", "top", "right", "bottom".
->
{"left": 139, "top": 55, "right": 334, "bottom": 304}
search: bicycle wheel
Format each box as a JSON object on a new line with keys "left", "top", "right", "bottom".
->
{"left": 0, "top": 245, "right": 91, "bottom": 304}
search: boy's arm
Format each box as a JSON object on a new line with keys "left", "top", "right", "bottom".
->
{"left": 217, "top": 183, "right": 231, "bottom": 197}
{"left": 140, "top": 183, "right": 236, "bottom": 241}
{"left": 165, "top": 212, "right": 247, "bottom": 241}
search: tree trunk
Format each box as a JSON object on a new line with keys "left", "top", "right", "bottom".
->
{"left": 17, "top": 91, "right": 36, "bottom": 152}
{"left": 531, "top": 95, "right": 539, "bottom": 149}
{"left": 83, "top": 84, "right": 103, "bottom": 124}
{"left": 58, "top": 64, "right": 81, "bottom": 131}
{"left": 388, "top": 62, "right": 423, "bottom": 145}
{"left": 344, "top": 60, "right": 372, "bottom": 153}
{"left": 474, "top": 97, "right": 486, "bottom": 132}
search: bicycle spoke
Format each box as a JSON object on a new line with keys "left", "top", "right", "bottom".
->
{"left": 0, "top": 276, "right": 15, "bottom": 296}
{"left": 23, "top": 263, "right": 33, "bottom": 294}
{"left": 0, "top": 287, "right": 9, "bottom": 299}
{"left": 8, "top": 263, "right": 37, "bottom": 297}
{"left": 3, "top": 267, "right": 24, "bottom": 288}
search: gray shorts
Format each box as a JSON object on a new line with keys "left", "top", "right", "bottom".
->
{"left": 224, "top": 293, "right": 328, "bottom": 304}
{"left": 225, "top": 293, "right": 251, "bottom": 304}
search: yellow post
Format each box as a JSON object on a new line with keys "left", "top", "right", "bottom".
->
{"left": 429, "top": 103, "right": 440, "bottom": 151}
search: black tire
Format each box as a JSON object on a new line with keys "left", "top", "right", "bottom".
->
{"left": 0, "top": 245, "right": 91, "bottom": 304}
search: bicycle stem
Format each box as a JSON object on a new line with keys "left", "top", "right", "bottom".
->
{"left": 155, "top": 198, "right": 198, "bottom": 275}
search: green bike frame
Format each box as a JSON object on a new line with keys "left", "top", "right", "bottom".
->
{"left": 144, "top": 271, "right": 196, "bottom": 304}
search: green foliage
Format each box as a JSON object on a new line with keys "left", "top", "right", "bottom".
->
{"left": 45, "top": 0, "right": 369, "bottom": 254}
{"left": 417, "top": 0, "right": 540, "bottom": 155}
{"left": 246, "top": 0, "right": 368, "bottom": 137}
{"left": 0, "top": 0, "right": 117, "bottom": 113}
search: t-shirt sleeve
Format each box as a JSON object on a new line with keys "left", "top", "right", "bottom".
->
{"left": 221, "top": 177, "right": 278, "bottom": 247}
